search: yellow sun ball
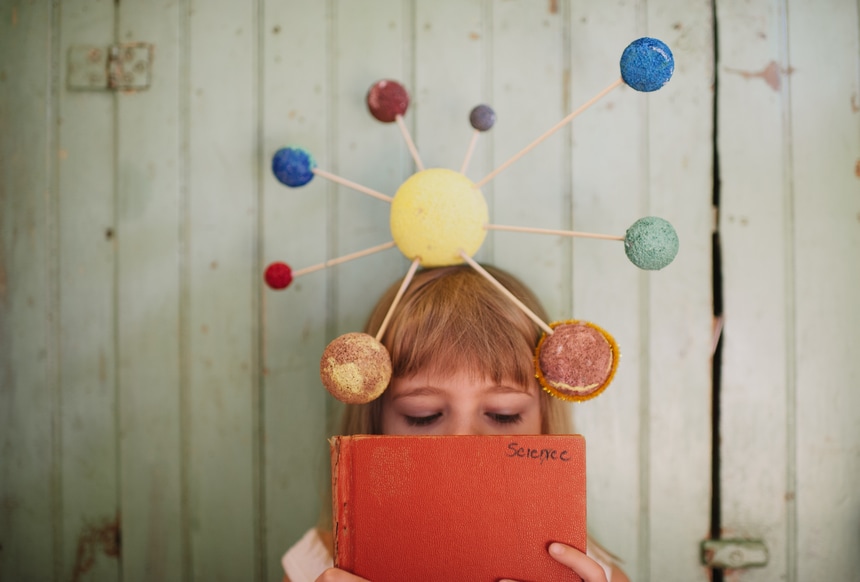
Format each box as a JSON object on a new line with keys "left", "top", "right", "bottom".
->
{"left": 390, "top": 168, "right": 488, "bottom": 267}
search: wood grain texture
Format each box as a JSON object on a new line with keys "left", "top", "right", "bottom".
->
{"left": 331, "top": 0, "right": 411, "bottom": 341}
{"left": 0, "top": 2, "right": 58, "bottom": 580}
{"left": 568, "top": 1, "right": 647, "bottom": 576}
{"left": 186, "top": 1, "right": 259, "bottom": 580}
{"left": 57, "top": 1, "right": 120, "bottom": 580}
{"left": 788, "top": 0, "right": 860, "bottom": 579}
{"left": 717, "top": 2, "right": 794, "bottom": 580}
{"left": 570, "top": 1, "right": 714, "bottom": 580}
{"left": 644, "top": 3, "right": 713, "bottom": 581}
{"left": 115, "top": 1, "right": 184, "bottom": 580}
{"left": 489, "top": 0, "right": 571, "bottom": 317}
{"left": 261, "top": 0, "right": 330, "bottom": 578}
{"left": 719, "top": 0, "right": 860, "bottom": 580}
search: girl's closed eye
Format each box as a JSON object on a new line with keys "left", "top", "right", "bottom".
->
{"left": 487, "top": 412, "right": 523, "bottom": 425}
{"left": 404, "top": 412, "right": 442, "bottom": 426}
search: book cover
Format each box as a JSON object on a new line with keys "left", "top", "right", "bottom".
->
{"left": 331, "top": 434, "right": 586, "bottom": 582}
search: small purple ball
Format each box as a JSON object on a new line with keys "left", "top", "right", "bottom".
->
{"left": 620, "top": 37, "right": 674, "bottom": 92}
{"left": 469, "top": 104, "right": 496, "bottom": 132}
{"left": 272, "top": 147, "right": 316, "bottom": 187}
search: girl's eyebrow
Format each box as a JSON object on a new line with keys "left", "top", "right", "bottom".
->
{"left": 390, "top": 386, "right": 446, "bottom": 400}
{"left": 390, "top": 382, "right": 534, "bottom": 399}
{"left": 486, "top": 384, "right": 534, "bottom": 395}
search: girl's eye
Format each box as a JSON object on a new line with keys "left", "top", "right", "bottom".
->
{"left": 487, "top": 413, "right": 523, "bottom": 425}
{"left": 404, "top": 413, "right": 442, "bottom": 426}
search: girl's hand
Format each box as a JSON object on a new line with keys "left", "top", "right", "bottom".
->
{"left": 315, "top": 567, "right": 371, "bottom": 582}
{"left": 546, "top": 542, "right": 610, "bottom": 582}
{"left": 500, "top": 542, "right": 610, "bottom": 582}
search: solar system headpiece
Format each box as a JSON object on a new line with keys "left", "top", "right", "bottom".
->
{"left": 266, "top": 37, "right": 678, "bottom": 404}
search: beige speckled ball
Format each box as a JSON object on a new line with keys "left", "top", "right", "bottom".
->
{"left": 320, "top": 332, "right": 392, "bottom": 404}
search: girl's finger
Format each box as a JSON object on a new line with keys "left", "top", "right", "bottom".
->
{"left": 546, "top": 542, "right": 609, "bottom": 582}
{"left": 315, "top": 567, "right": 371, "bottom": 582}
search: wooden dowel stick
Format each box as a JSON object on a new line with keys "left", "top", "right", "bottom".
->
{"left": 292, "top": 241, "right": 397, "bottom": 278}
{"left": 459, "top": 129, "right": 480, "bottom": 175}
{"left": 312, "top": 168, "right": 392, "bottom": 203}
{"left": 395, "top": 114, "right": 425, "bottom": 171}
{"left": 459, "top": 251, "right": 553, "bottom": 335}
{"left": 474, "top": 77, "right": 625, "bottom": 189}
{"left": 485, "top": 223, "right": 625, "bottom": 241}
{"left": 375, "top": 257, "right": 422, "bottom": 342}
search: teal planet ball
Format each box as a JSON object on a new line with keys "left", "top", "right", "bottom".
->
{"left": 624, "top": 216, "right": 679, "bottom": 270}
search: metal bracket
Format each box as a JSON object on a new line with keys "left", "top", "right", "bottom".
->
{"left": 702, "top": 539, "right": 768, "bottom": 569}
{"left": 68, "top": 43, "right": 153, "bottom": 91}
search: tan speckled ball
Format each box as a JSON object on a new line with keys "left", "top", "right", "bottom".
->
{"left": 320, "top": 332, "right": 392, "bottom": 404}
{"left": 535, "top": 321, "right": 619, "bottom": 402}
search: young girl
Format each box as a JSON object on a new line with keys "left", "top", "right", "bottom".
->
{"left": 282, "top": 264, "right": 629, "bottom": 582}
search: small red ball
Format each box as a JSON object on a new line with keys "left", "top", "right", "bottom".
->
{"left": 366, "top": 80, "right": 409, "bottom": 123}
{"left": 264, "top": 261, "right": 293, "bottom": 290}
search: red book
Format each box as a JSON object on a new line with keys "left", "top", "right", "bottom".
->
{"left": 331, "top": 434, "right": 586, "bottom": 582}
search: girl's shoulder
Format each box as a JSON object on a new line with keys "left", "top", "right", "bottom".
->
{"left": 282, "top": 528, "right": 333, "bottom": 582}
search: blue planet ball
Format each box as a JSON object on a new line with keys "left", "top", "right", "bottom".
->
{"left": 620, "top": 37, "right": 674, "bottom": 93}
{"left": 272, "top": 147, "right": 317, "bottom": 187}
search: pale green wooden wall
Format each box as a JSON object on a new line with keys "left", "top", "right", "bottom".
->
{"left": 717, "top": 1, "right": 860, "bottom": 581}
{"left": 0, "top": 1, "right": 857, "bottom": 582}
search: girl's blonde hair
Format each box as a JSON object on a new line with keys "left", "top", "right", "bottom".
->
{"left": 338, "top": 264, "right": 572, "bottom": 435}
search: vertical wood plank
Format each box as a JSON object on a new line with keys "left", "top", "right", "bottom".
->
{"left": 568, "top": 1, "right": 645, "bottom": 574}
{"left": 187, "top": 1, "right": 259, "bottom": 579}
{"left": 787, "top": 0, "right": 860, "bottom": 579}
{"left": 717, "top": 0, "right": 793, "bottom": 579}
{"left": 115, "top": 1, "right": 184, "bottom": 580}
{"left": 720, "top": 0, "right": 860, "bottom": 579}
{"left": 261, "top": 0, "right": 330, "bottom": 576}
{"left": 332, "top": 0, "right": 410, "bottom": 336}
{"left": 413, "top": 0, "right": 487, "bottom": 175}
{"left": 489, "top": 0, "right": 570, "bottom": 318}
{"left": 57, "top": 2, "right": 121, "bottom": 580}
{"left": 571, "top": 2, "right": 713, "bottom": 579}
{"left": 645, "top": 2, "right": 713, "bottom": 581}
{"left": 0, "top": 2, "right": 57, "bottom": 580}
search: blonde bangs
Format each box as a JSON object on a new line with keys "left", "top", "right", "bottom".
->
{"left": 371, "top": 265, "right": 542, "bottom": 388}
{"left": 339, "top": 264, "right": 574, "bottom": 436}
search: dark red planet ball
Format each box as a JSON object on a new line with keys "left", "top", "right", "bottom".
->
{"left": 366, "top": 80, "right": 410, "bottom": 123}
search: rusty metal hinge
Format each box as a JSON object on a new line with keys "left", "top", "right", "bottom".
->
{"left": 67, "top": 43, "right": 153, "bottom": 91}
{"left": 701, "top": 538, "right": 768, "bottom": 569}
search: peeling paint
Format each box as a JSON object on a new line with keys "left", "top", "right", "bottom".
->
{"left": 724, "top": 60, "right": 795, "bottom": 92}
{"left": 71, "top": 514, "right": 121, "bottom": 582}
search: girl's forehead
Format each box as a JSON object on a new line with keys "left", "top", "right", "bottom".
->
{"left": 390, "top": 368, "right": 537, "bottom": 395}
